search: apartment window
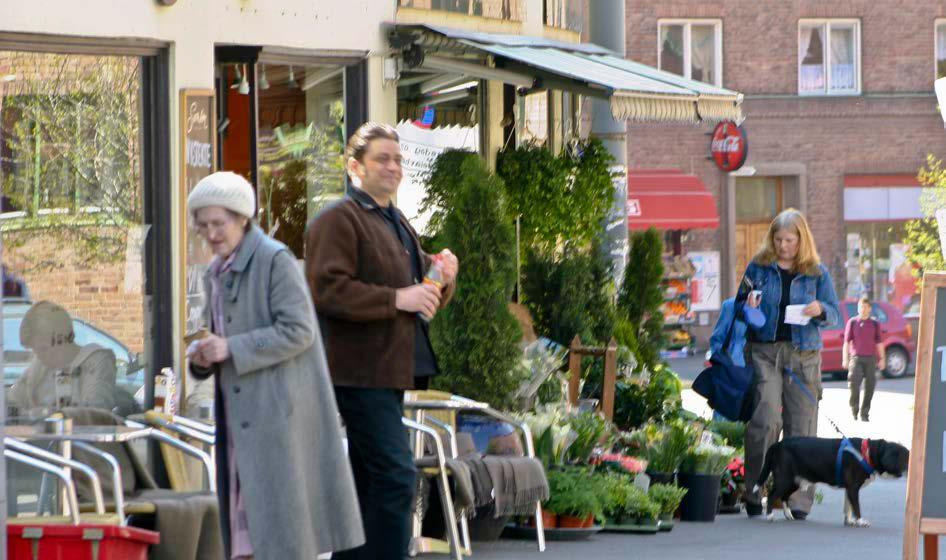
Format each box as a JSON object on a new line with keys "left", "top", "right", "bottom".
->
{"left": 936, "top": 19, "right": 946, "bottom": 79}
{"left": 658, "top": 20, "right": 723, "bottom": 87}
{"left": 799, "top": 19, "right": 860, "bottom": 95}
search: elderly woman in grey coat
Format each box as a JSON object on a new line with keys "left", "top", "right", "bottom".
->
{"left": 187, "top": 171, "right": 363, "bottom": 560}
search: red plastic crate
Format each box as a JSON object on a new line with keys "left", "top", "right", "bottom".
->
{"left": 8, "top": 523, "right": 159, "bottom": 560}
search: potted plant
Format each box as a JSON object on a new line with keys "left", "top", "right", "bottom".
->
{"left": 544, "top": 467, "right": 602, "bottom": 529}
{"left": 678, "top": 442, "right": 736, "bottom": 522}
{"left": 648, "top": 483, "right": 688, "bottom": 531}
{"left": 638, "top": 420, "right": 697, "bottom": 485}
{"left": 595, "top": 472, "right": 634, "bottom": 526}
{"left": 622, "top": 485, "right": 660, "bottom": 531}
{"left": 565, "top": 411, "right": 613, "bottom": 465}
{"left": 719, "top": 456, "right": 745, "bottom": 514}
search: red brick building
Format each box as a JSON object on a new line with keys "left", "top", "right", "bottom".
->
{"left": 625, "top": 0, "right": 946, "bottom": 341}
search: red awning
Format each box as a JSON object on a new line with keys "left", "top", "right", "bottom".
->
{"left": 626, "top": 169, "right": 719, "bottom": 230}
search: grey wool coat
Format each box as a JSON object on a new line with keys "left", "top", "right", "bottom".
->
{"left": 192, "top": 226, "right": 364, "bottom": 559}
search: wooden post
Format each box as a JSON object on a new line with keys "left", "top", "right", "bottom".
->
{"left": 601, "top": 338, "right": 618, "bottom": 421}
{"left": 568, "top": 336, "right": 582, "bottom": 407}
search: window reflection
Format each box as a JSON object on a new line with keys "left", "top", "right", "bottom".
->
{"left": 256, "top": 64, "right": 346, "bottom": 256}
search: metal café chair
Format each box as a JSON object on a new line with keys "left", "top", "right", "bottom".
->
{"left": 5, "top": 449, "right": 82, "bottom": 525}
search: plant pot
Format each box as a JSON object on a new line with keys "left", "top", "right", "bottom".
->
{"left": 646, "top": 470, "right": 676, "bottom": 486}
{"left": 581, "top": 514, "right": 595, "bottom": 528}
{"left": 529, "top": 510, "right": 558, "bottom": 529}
{"left": 659, "top": 513, "right": 674, "bottom": 531}
{"left": 678, "top": 472, "right": 722, "bottom": 522}
{"left": 558, "top": 514, "right": 590, "bottom": 529}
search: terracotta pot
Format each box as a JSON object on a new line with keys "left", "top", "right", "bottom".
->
{"left": 557, "top": 514, "right": 588, "bottom": 528}
{"left": 581, "top": 514, "right": 595, "bottom": 528}
{"left": 526, "top": 510, "right": 558, "bottom": 528}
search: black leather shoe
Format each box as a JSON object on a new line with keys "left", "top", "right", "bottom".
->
{"left": 746, "top": 503, "right": 763, "bottom": 517}
{"left": 861, "top": 412, "right": 870, "bottom": 422}
{"left": 790, "top": 510, "right": 808, "bottom": 521}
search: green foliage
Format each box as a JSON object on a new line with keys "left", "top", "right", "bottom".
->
{"left": 706, "top": 419, "right": 747, "bottom": 451}
{"left": 618, "top": 228, "right": 666, "bottom": 372}
{"left": 906, "top": 155, "right": 946, "bottom": 276}
{"left": 595, "top": 472, "right": 634, "bottom": 519}
{"left": 680, "top": 442, "right": 737, "bottom": 475}
{"left": 609, "top": 364, "right": 683, "bottom": 431}
{"left": 544, "top": 467, "right": 603, "bottom": 518}
{"left": 622, "top": 484, "right": 660, "bottom": 521}
{"left": 496, "top": 139, "right": 615, "bottom": 253}
{"left": 565, "top": 411, "right": 613, "bottom": 464}
{"left": 648, "top": 483, "right": 688, "bottom": 516}
{"left": 425, "top": 152, "right": 524, "bottom": 409}
{"left": 521, "top": 246, "right": 615, "bottom": 346}
{"left": 637, "top": 420, "right": 699, "bottom": 474}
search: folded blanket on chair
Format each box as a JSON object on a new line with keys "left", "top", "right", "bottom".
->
{"left": 482, "top": 456, "right": 549, "bottom": 518}
{"left": 462, "top": 455, "right": 494, "bottom": 509}
{"left": 137, "top": 489, "right": 224, "bottom": 560}
{"left": 414, "top": 456, "right": 475, "bottom": 514}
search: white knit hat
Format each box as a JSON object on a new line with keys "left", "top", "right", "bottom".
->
{"left": 187, "top": 171, "right": 256, "bottom": 219}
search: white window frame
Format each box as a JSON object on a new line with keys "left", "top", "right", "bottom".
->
{"left": 657, "top": 19, "right": 724, "bottom": 87}
{"left": 797, "top": 18, "right": 861, "bottom": 96}
{"left": 935, "top": 18, "right": 946, "bottom": 80}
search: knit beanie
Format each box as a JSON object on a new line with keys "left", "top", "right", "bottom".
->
{"left": 20, "top": 301, "right": 73, "bottom": 349}
{"left": 187, "top": 171, "right": 256, "bottom": 219}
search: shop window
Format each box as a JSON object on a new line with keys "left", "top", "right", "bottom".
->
{"left": 255, "top": 63, "right": 347, "bottom": 258}
{"left": 936, "top": 19, "right": 946, "bottom": 79}
{"left": 658, "top": 20, "right": 723, "bottom": 87}
{"left": 799, "top": 19, "right": 860, "bottom": 96}
{"left": 1, "top": 50, "right": 154, "bottom": 420}
{"left": 844, "top": 222, "right": 919, "bottom": 316}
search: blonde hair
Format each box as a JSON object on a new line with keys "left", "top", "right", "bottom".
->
{"left": 752, "top": 208, "right": 822, "bottom": 276}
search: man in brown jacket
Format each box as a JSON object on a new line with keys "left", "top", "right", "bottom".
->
{"left": 305, "top": 122, "right": 458, "bottom": 560}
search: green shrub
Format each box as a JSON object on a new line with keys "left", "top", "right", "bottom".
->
{"left": 617, "top": 228, "right": 666, "bottom": 372}
{"left": 565, "top": 411, "right": 612, "bottom": 464}
{"left": 623, "top": 485, "right": 660, "bottom": 521}
{"left": 706, "top": 419, "right": 747, "bottom": 451}
{"left": 544, "top": 467, "right": 603, "bottom": 518}
{"left": 648, "top": 483, "right": 688, "bottom": 516}
{"left": 609, "top": 364, "right": 683, "bottom": 431}
{"left": 423, "top": 151, "right": 524, "bottom": 409}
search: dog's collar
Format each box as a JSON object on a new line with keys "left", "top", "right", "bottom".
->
{"left": 860, "top": 439, "right": 873, "bottom": 469}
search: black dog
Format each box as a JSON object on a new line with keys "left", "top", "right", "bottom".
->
{"left": 754, "top": 436, "right": 909, "bottom": 527}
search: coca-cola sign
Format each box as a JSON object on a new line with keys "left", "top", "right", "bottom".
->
{"left": 710, "top": 121, "right": 748, "bottom": 172}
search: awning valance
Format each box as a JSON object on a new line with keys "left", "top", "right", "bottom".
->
{"left": 392, "top": 24, "right": 744, "bottom": 124}
{"left": 627, "top": 170, "right": 719, "bottom": 230}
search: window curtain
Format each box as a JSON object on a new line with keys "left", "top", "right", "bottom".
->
{"left": 830, "top": 26, "right": 855, "bottom": 91}
{"left": 799, "top": 25, "right": 825, "bottom": 93}
{"left": 690, "top": 25, "right": 716, "bottom": 85}
{"left": 660, "top": 25, "right": 685, "bottom": 77}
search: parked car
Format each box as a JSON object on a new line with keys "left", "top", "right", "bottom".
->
{"left": 2, "top": 299, "right": 145, "bottom": 415}
{"left": 821, "top": 298, "right": 915, "bottom": 380}
{"left": 702, "top": 298, "right": 915, "bottom": 381}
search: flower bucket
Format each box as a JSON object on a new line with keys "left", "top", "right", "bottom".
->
{"left": 678, "top": 472, "right": 722, "bottom": 522}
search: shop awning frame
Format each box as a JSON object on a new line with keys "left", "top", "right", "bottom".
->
{"left": 390, "top": 24, "right": 744, "bottom": 125}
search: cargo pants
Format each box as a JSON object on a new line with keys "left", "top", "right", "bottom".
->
{"left": 744, "top": 341, "right": 822, "bottom": 513}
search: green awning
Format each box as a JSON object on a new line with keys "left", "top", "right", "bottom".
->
{"left": 396, "top": 24, "right": 743, "bottom": 124}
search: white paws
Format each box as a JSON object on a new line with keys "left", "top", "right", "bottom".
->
{"left": 766, "top": 512, "right": 776, "bottom": 522}
{"left": 845, "top": 517, "right": 871, "bottom": 528}
{"left": 782, "top": 504, "right": 795, "bottom": 521}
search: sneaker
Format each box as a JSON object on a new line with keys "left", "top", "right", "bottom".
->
{"left": 746, "top": 502, "right": 763, "bottom": 517}
{"left": 852, "top": 408, "right": 859, "bottom": 420}
{"left": 790, "top": 510, "right": 808, "bottom": 521}
{"left": 860, "top": 412, "right": 870, "bottom": 422}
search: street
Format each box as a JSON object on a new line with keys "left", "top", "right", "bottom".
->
{"left": 431, "top": 359, "right": 920, "bottom": 559}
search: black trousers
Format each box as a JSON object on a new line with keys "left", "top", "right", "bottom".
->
{"left": 334, "top": 387, "right": 417, "bottom": 560}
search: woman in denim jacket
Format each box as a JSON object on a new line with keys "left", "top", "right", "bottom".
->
{"left": 741, "top": 209, "right": 840, "bottom": 520}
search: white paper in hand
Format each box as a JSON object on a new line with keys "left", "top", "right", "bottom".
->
{"left": 784, "top": 304, "right": 811, "bottom": 326}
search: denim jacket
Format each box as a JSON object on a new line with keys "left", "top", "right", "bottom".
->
{"left": 709, "top": 298, "right": 747, "bottom": 367}
{"left": 742, "top": 261, "right": 840, "bottom": 351}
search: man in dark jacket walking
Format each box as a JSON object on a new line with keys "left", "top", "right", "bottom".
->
{"left": 305, "top": 122, "right": 458, "bottom": 560}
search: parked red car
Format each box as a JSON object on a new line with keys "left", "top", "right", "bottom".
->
{"left": 821, "top": 298, "right": 915, "bottom": 380}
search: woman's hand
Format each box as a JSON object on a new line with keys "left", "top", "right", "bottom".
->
{"left": 802, "top": 300, "right": 823, "bottom": 317}
{"left": 195, "top": 334, "right": 231, "bottom": 364}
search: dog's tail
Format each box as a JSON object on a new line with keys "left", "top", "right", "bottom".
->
{"left": 752, "top": 442, "right": 778, "bottom": 494}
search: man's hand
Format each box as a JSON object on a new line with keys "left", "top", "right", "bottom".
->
{"left": 195, "top": 334, "right": 230, "bottom": 364}
{"left": 396, "top": 283, "right": 442, "bottom": 318}
{"left": 878, "top": 358, "right": 886, "bottom": 371}
{"left": 438, "top": 249, "right": 459, "bottom": 285}
{"left": 842, "top": 359, "right": 849, "bottom": 370}
{"left": 802, "top": 300, "right": 823, "bottom": 317}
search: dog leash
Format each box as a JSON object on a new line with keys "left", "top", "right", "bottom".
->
{"left": 784, "top": 367, "right": 873, "bottom": 484}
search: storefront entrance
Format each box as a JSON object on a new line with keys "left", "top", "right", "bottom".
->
{"left": 733, "top": 175, "right": 800, "bottom": 280}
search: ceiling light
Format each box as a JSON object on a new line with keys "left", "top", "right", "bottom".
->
{"left": 238, "top": 64, "right": 250, "bottom": 95}
{"left": 287, "top": 65, "right": 298, "bottom": 89}
{"left": 230, "top": 64, "right": 242, "bottom": 89}
{"left": 258, "top": 65, "right": 270, "bottom": 90}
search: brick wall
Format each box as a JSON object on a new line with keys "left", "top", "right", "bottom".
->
{"left": 624, "top": 0, "right": 946, "bottom": 299}
{"left": 3, "top": 229, "right": 146, "bottom": 353}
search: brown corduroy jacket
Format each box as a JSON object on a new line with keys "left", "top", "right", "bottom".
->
{"left": 304, "top": 192, "right": 454, "bottom": 390}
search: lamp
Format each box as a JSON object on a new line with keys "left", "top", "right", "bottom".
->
{"left": 237, "top": 64, "right": 250, "bottom": 95}
{"left": 287, "top": 65, "right": 298, "bottom": 89}
{"left": 258, "top": 64, "right": 270, "bottom": 90}
{"left": 230, "top": 64, "right": 242, "bottom": 89}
